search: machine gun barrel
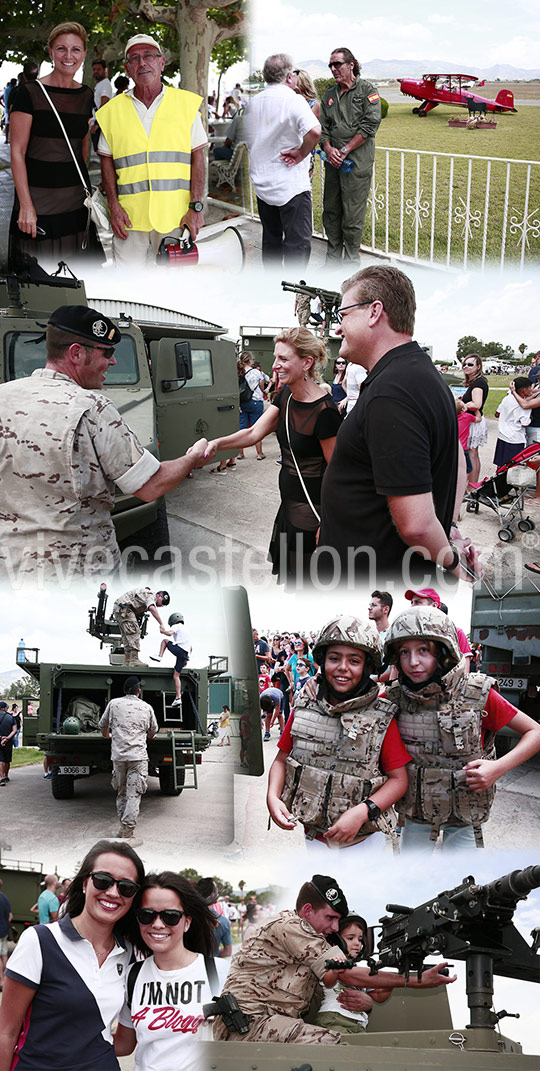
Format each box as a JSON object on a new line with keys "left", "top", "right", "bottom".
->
{"left": 281, "top": 280, "right": 340, "bottom": 304}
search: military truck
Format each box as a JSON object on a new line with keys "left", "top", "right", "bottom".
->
{"left": 471, "top": 581, "right": 540, "bottom": 736}
{"left": 0, "top": 854, "right": 45, "bottom": 940}
{"left": 18, "top": 583, "right": 263, "bottom": 796}
{"left": 18, "top": 584, "right": 233, "bottom": 801}
{"left": 203, "top": 867, "right": 540, "bottom": 1071}
{"left": 0, "top": 265, "right": 239, "bottom": 552}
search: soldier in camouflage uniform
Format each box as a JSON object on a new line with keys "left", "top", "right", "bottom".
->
{"left": 267, "top": 615, "right": 410, "bottom": 850}
{"left": 320, "top": 48, "right": 381, "bottom": 262}
{"left": 384, "top": 607, "right": 540, "bottom": 850}
{"left": 0, "top": 305, "right": 209, "bottom": 580}
{"left": 99, "top": 675, "right": 158, "bottom": 839}
{"left": 113, "top": 586, "right": 170, "bottom": 667}
{"left": 213, "top": 874, "right": 456, "bottom": 1043}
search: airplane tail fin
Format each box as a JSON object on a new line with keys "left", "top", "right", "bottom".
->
{"left": 495, "top": 89, "right": 516, "bottom": 111}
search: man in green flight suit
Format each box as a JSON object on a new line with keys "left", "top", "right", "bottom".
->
{"left": 320, "top": 47, "right": 382, "bottom": 263}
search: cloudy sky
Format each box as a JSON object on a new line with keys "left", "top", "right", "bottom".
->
{"left": 80, "top": 263, "right": 540, "bottom": 367}
{"left": 250, "top": 0, "right": 540, "bottom": 71}
{"left": 0, "top": 583, "right": 230, "bottom": 674}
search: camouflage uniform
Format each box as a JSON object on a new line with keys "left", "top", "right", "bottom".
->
{"left": 320, "top": 76, "right": 382, "bottom": 261}
{"left": 296, "top": 293, "right": 311, "bottom": 327}
{"left": 282, "top": 615, "right": 399, "bottom": 846}
{"left": 113, "top": 588, "right": 157, "bottom": 660}
{"left": 212, "top": 910, "right": 342, "bottom": 1044}
{"left": 99, "top": 693, "right": 158, "bottom": 829}
{"left": 385, "top": 608, "right": 497, "bottom": 847}
{"left": 0, "top": 369, "right": 160, "bottom": 578}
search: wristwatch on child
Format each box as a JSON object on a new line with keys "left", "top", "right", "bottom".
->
{"left": 362, "top": 798, "right": 381, "bottom": 821}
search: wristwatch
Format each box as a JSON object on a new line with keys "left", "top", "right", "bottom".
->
{"left": 188, "top": 200, "right": 203, "bottom": 212}
{"left": 362, "top": 798, "right": 381, "bottom": 821}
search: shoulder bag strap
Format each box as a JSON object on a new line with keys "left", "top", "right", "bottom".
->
{"left": 36, "top": 81, "right": 91, "bottom": 198}
{"left": 284, "top": 393, "right": 321, "bottom": 524}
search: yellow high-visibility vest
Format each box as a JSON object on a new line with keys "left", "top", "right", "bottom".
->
{"left": 97, "top": 87, "right": 202, "bottom": 232}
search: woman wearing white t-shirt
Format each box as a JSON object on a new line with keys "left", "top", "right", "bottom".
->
{"left": 114, "top": 873, "right": 227, "bottom": 1071}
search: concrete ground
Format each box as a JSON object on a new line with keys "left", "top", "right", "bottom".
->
{"left": 1, "top": 737, "right": 236, "bottom": 871}
{"left": 162, "top": 404, "right": 540, "bottom": 588}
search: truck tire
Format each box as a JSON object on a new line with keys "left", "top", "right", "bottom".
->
{"left": 51, "top": 768, "right": 75, "bottom": 799}
{"left": 158, "top": 766, "right": 185, "bottom": 796}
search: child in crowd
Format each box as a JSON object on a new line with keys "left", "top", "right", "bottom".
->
{"left": 455, "top": 397, "right": 480, "bottom": 476}
{"left": 217, "top": 705, "right": 231, "bottom": 746}
{"left": 493, "top": 378, "right": 532, "bottom": 467}
{"left": 316, "top": 913, "right": 392, "bottom": 1034}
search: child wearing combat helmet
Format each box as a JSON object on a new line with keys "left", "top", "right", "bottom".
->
{"left": 266, "top": 615, "right": 411, "bottom": 852}
{"left": 150, "top": 611, "right": 191, "bottom": 707}
{"left": 384, "top": 606, "right": 540, "bottom": 851}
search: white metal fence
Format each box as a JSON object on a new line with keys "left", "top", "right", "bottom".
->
{"left": 247, "top": 147, "right": 540, "bottom": 270}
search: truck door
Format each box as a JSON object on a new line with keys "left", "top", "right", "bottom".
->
{"left": 150, "top": 339, "right": 238, "bottom": 460}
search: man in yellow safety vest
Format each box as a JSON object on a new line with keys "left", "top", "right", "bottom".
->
{"left": 97, "top": 34, "right": 207, "bottom": 266}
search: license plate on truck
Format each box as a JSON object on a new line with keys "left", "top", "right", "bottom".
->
{"left": 58, "top": 765, "right": 90, "bottom": 775}
{"left": 498, "top": 678, "right": 527, "bottom": 690}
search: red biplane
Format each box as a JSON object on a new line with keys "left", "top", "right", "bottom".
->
{"left": 397, "top": 73, "right": 517, "bottom": 116}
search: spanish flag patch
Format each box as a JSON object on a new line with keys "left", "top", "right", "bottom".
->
{"left": 368, "top": 92, "right": 380, "bottom": 103}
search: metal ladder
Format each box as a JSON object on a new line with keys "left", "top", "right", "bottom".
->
{"left": 169, "top": 729, "right": 199, "bottom": 790}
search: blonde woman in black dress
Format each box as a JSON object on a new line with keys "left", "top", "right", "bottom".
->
{"left": 205, "top": 328, "right": 341, "bottom": 581}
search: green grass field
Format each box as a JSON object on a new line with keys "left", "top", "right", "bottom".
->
{"left": 243, "top": 99, "right": 540, "bottom": 266}
{"left": 11, "top": 747, "right": 44, "bottom": 767}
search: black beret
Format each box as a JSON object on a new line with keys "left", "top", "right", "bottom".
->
{"left": 123, "top": 676, "right": 141, "bottom": 691}
{"left": 310, "top": 874, "right": 348, "bottom": 917}
{"left": 48, "top": 305, "right": 121, "bottom": 346}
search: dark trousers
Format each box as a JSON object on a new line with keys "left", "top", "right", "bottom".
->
{"left": 323, "top": 165, "right": 373, "bottom": 261}
{"left": 257, "top": 191, "right": 312, "bottom": 266}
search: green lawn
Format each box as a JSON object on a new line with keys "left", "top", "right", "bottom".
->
{"left": 243, "top": 102, "right": 540, "bottom": 266}
{"left": 11, "top": 747, "right": 44, "bottom": 767}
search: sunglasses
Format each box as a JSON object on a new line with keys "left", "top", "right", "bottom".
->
{"left": 329, "top": 60, "right": 346, "bottom": 69}
{"left": 90, "top": 872, "right": 140, "bottom": 898}
{"left": 136, "top": 908, "right": 185, "bottom": 926}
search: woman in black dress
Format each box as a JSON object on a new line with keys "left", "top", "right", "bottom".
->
{"left": 205, "top": 328, "right": 341, "bottom": 581}
{"left": 461, "top": 353, "right": 489, "bottom": 485}
{"left": 9, "top": 21, "right": 102, "bottom": 268}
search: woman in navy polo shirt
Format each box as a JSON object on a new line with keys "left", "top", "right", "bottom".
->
{"left": 0, "top": 839, "right": 144, "bottom": 1071}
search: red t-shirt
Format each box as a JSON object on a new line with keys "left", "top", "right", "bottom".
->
{"left": 482, "top": 687, "right": 519, "bottom": 736}
{"left": 278, "top": 711, "right": 411, "bottom": 771}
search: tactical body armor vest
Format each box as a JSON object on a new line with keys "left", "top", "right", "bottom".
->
{"left": 387, "top": 665, "right": 496, "bottom": 846}
{"left": 280, "top": 684, "right": 399, "bottom": 845}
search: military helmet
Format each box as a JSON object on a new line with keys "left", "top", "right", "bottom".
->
{"left": 313, "top": 615, "right": 382, "bottom": 672}
{"left": 168, "top": 612, "right": 184, "bottom": 626}
{"left": 383, "top": 607, "right": 461, "bottom": 667}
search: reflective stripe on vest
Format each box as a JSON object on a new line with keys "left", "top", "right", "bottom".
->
{"left": 96, "top": 87, "right": 202, "bottom": 232}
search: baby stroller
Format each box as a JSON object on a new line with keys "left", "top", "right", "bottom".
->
{"left": 464, "top": 442, "right": 540, "bottom": 542}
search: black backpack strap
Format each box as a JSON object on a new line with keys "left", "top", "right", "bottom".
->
{"left": 204, "top": 954, "right": 219, "bottom": 995}
{"left": 126, "top": 959, "right": 145, "bottom": 1008}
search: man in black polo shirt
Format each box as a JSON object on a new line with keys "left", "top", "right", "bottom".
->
{"left": 317, "top": 265, "right": 478, "bottom": 584}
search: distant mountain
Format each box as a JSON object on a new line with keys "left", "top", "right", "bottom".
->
{"left": 302, "top": 58, "right": 540, "bottom": 82}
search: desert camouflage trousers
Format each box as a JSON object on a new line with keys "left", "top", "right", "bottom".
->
{"left": 112, "top": 758, "right": 148, "bottom": 829}
{"left": 213, "top": 1012, "right": 341, "bottom": 1044}
{"left": 113, "top": 605, "right": 142, "bottom": 654}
